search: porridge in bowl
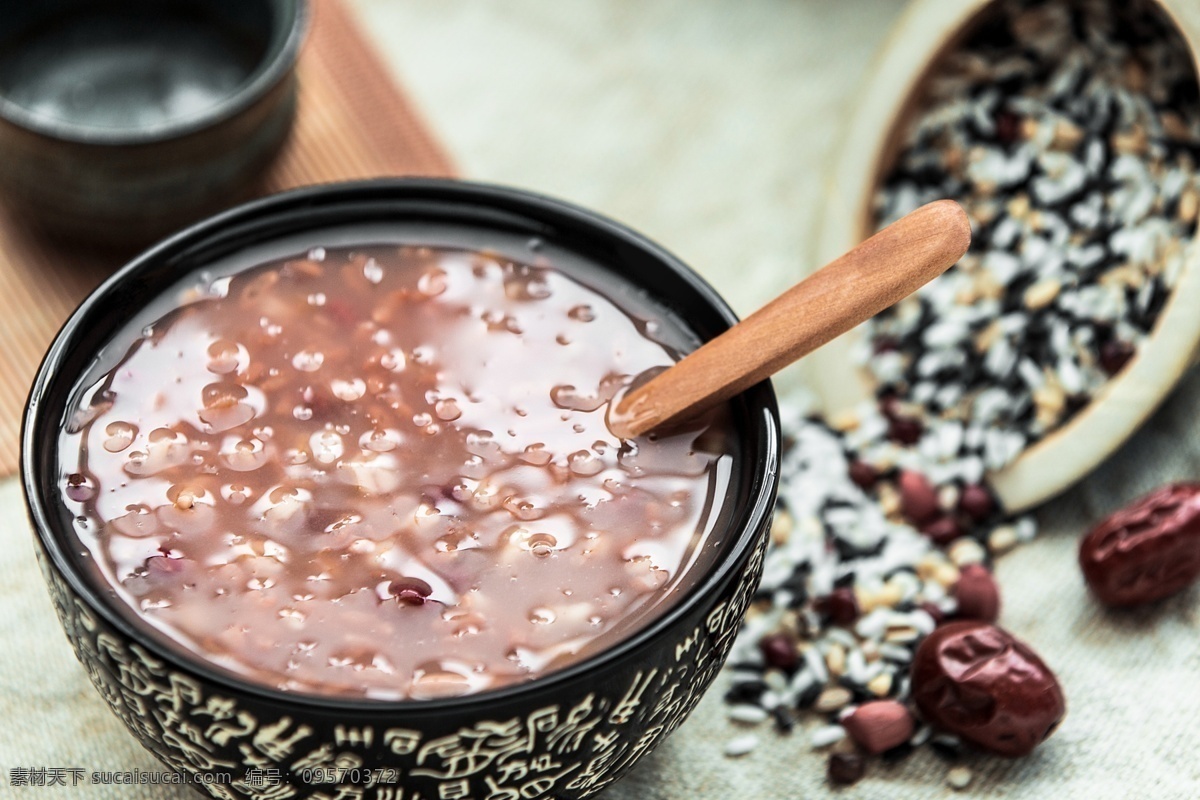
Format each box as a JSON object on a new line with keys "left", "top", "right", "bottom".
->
{"left": 58, "top": 241, "right": 736, "bottom": 700}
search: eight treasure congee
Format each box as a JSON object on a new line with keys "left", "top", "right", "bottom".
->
{"left": 57, "top": 239, "right": 736, "bottom": 700}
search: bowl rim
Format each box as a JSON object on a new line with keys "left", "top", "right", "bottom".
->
{"left": 22, "top": 177, "right": 781, "bottom": 714}
{"left": 0, "top": 0, "right": 309, "bottom": 146}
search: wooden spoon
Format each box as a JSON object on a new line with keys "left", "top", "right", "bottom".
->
{"left": 609, "top": 199, "right": 971, "bottom": 438}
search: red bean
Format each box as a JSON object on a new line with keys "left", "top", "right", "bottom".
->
{"left": 994, "top": 111, "right": 1022, "bottom": 145}
{"left": 827, "top": 752, "right": 866, "bottom": 786}
{"left": 842, "top": 700, "right": 915, "bottom": 755}
{"left": 899, "top": 470, "right": 939, "bottom": 524}
{"left": 958, "top": 483, "right": 995, "bottom": 522}
{"left": 758, "top": 632, "right": 798, "bottom": 672}
{"left": 920, "top": 514, "right": 962, "bottom": 546}
{"left": 848, "top": 460, "right": 879, "bottom": 491}
{"left": 813, "top": 587, "right": 860, "bottom": 627}
{"left": 953, "top": 564, "right": 1001, "bottom": 622}
{"left": 1098, "top": 339, "right": 1135, "bottom": 376}
{"left": 387, "top": 577, "right": 434, "bottom": 606}
{"left": 888, "top": 417, "right": 924, "bottom": 446}
{"left": 872, "top": 336, "right": 900, "bottom": 355}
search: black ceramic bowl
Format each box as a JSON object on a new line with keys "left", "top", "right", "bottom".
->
{"left": 0, "top": 0, "right": 307, "bottom": 246}
{"left": 22, "top": 180, "right": 779, "bottom": 800}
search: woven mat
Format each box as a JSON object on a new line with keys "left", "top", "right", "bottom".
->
{"left": 0, "top": 0, "right": 455, "bottom": 477}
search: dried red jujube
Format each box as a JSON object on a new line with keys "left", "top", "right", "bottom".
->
{"left": 1078, "top": 482, "right": 1200, "bottom": 608}
{"left": 911, "top": 621, "right": 1065, "bottom": 758}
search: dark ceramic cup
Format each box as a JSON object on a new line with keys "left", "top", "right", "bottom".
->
{"left": 0, "top": 0, "right": 307, "bottom": 247}
{"left": 22, "top": 180, "right": 780, "bottom": 800}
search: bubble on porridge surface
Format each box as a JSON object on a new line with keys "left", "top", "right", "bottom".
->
{"left": 207, "top": 274, "right": 233, "bottom": 298}
{"left": 550, "top": 384, "right": 608, "bottom": 413}
{"left": 64, "top": 472, "right": 96, "bottom": 502}
{"left": 110, "top": 504, "right": 159, "bottom": 538}
{"left": 220, "top": 436, "right": 269, "bottom": 472}
{"left": 410, "top": 661, "right": 476, "bottom": 700}
{"left": 309, "top": 431, "right": 344, "bottom": 464}
{"left": 331, "top": 377, "right": 366, "bottom": 402}
{"left": 411, "top": 346, "right": 434, "bottom": 365}
{"left": 158, "top": 497, "right": 215, "bottom": 535}
{"left": 197, "top": 383, "right": 260, "bottom": 433}
{"left": 464, "top": 430, "right": 502, "bottom": 458}
{"left": 150, "top": 427, "right": 185, "bottom": 445}
{"left": 569, "top": 450, "right": 604, "bottom": 477}
{"left": 504, "top": 266, "right": 552, "bottom": 301}
{"left": 292, "top": 350, "right": 324, "bottom": 373}
{"left": 317, "top": 513, "right": 362, "bottom": 540}
{"left": 627, "top": 560, "right": 671, "bottom": 593}
{"left": 124, "top": 450, "right": 148, "bottom": 473}
{"left": 527, "top": 533, "right": 558, "bottom": 557}
{"left": 529, "top": 607, "right": 556, "bottom": 625}
{"left": 122, "top": 429, "right": 191, "bottom": 476}
{"left": 520, "top": 443, "right": 552, "bottom": 466}
{"left": 103, "top": 421, "right": 138, "bottom": 453}
{"left": 362, "top": 258, "right": 384, "bottom": 284}
{"left": 166, "top": 482, "right": 206, "bottom": 508}
{"left": 434, "top": 531, "right": 462, "bottom": 552}
{"left": 337, "top": 454, "right": 403, "bottom": 495}
{"left": 221, "top": 483, "right": 253, "bottom": 505}
{"left": 434, "top": 398, "right": 462, "bottom": 421}
{"left": 568, "top": 304, "right": 596, "bottom": 322}
{"left": 278, "top": 607, "right": 306, "bottom": 624}
{"left": 482, "top": 309, "right": 522, "bottom": 334}
{"left": 379, "top": 348, "right": 406, "bottom": 372}
{"left": 466, "top": 479, "right": 502, "bottom": 512}
{"left": 206, "top": 339, "right": 246, "bottom": 375}
{"left": 445, "top": 480, "right": 476, "bottom": 503}
{"left": 417, "top": 267, "right": 448, "bottom": 297}
{"left": 360, "top": 427, "right": 402, "bottom": 452}
{"left": 508, "top": 528, "right": 561, "bottom": 555}
{"left": 503, "top": 495, "right": 547, "bottom": 522}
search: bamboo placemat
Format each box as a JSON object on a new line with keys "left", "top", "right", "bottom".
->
{"left": 0, "top": 0, "right": 455, "bottom": 477}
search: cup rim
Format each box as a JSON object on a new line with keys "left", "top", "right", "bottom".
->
{"left": 0, "top": 0, "right": 309, "bottom": 146}
{"left": 22, "top": 177, "right": 780, "bottom": 713}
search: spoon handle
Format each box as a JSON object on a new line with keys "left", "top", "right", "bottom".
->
{"left": 610, "top": 200, "right": 971, "bottom": 438}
